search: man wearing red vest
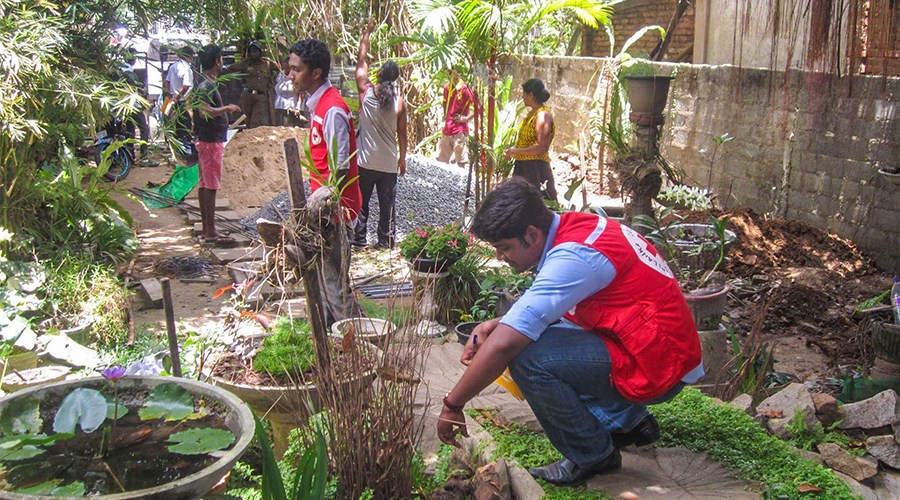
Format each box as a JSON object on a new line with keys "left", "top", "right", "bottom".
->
{"left": 437, "top": 178, "right": 704, "bottom": 485}
{"left": 288, "top": 39, "right": 363, "bottom": 326}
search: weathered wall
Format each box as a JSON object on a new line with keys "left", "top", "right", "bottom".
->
{"left": 508, "top": 55, "right": 899, "bottom": 271}
{"left": 582, "top": 0, "right": 695, "bottom": 62}
{"left": 506, "top": 55, "right": 603, "bottom": 147}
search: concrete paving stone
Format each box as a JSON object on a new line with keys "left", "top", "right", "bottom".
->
{"left": 590, "top": 447, "right": 759, "bottom": 499}
{"left": 208, "top": 245, "right": 265, "bottom": 264}
{"left": 186, "top": 209, "right": 241, "bottom": 224}
{"left": 196, "top": 231, "right": 253, "bottom": 248}
{"left": 182, "top": 197, "right": 232, "bottom": 210}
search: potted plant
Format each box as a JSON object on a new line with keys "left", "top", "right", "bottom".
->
{"left": 399, "top": 224, "right": 470, "bottom": 274}
{"left": 481, "top": 268, "right": 534, "bottom": 317}
{"left": 453, "top": 289, "right": 499, "bottom": 345}
{"left": 207, "top": 316, "right": 378, "bottom": 456}
{"left": 634, "top": 211, "right": 737, "bottom": 330}
{"left": 330, "top": 317, "right": 396, "bottom": 347}
{"left": 0, "top": 374, "right": 253, "bottom": 498}
{"left": 620, "top": 58, "right": 673, "bottom": 117}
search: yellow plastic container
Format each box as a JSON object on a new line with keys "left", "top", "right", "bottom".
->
{"left": 494, "top": 369, "right": 524, "bottom": 400}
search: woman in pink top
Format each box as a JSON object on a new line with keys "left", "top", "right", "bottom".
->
{"left": 437, "top": 70, "right": 476, "bottom": 169}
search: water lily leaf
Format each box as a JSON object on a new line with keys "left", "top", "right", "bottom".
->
{"left": 17, "top": 479, "right": 86, "bottom": 496}
{"left": 53, "top": 388, "right": 107, "bottom": 434}
{"left": 139, "top": 382, "right": 194, "bottom": 421}
{"left": 104, "top": 394, "right": 128, "bottom": 421}
{"left": 0, "top": 433, "right": 69, "bottom": 461}
{"left": 0, "top": 434, "right": 44, "bottom": 461}
{"left": 167, "top": 428, "right": 235, "bottom": 455}
{"left": 0, "top": 396, "right": 42, "bottom": 435}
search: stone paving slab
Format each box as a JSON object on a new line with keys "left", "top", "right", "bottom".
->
{"left": 208, "top": 245, "right": 265, "bottom": 264}
{"left": 417, "top": 341, "right": 758, "bottom": 498}
{"left": 182, "top": 197, "right": 232, "bottom": 210}
{"left": 186, "top": 209, "right": 241, "bottom": 224}
{"left": 194, "top": 230, "right": 253, "bottom": 248}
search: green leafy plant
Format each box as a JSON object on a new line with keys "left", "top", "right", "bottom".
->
{"left": 253, "top": 413, "right": 328, "bottom": 500}
{"left": 252, "top": 317, "right": 315, "bottom": 379}
{"left": 632, "top": 210, "right": 734, "bottom": 290}
{"left": 784, "top": 411, "right": 863, "bottom": 456}
{"left": 652, "top": 388, "right": 856, "bottom": 499}
{"left": 399, "top": 223, "right": 471, "bottom": 262}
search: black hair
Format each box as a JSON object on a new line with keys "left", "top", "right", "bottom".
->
{"left": 376, "top": 60, "right": 400, "bottom": 109}
{"left": 470, "top": 177, "right": 553, "bottom": 243}
{"left": 523, "top": 78, "right": 550, "bottom": 104}
{"left": 198, "top": 44, "right": 222, "bottom": 71}
{"left": 289, "top": 39, "right": 330, "bottom": 82}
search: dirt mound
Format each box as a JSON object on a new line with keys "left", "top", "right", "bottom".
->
{"left": 219, "top": 126, "right": 307, "bottom": 213}
{"left": 722, "top": 207, "right": 877, "bottom": 278}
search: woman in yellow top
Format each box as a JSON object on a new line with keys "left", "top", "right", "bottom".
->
{"left": 504, "top": 79, "right": 557, "bottom": 201}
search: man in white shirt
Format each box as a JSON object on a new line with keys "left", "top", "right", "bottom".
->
{"left": 164, "top": 46, "right": 195, "bottom": 143}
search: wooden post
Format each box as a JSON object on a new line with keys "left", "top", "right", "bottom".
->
{"left": 283, "top": 138, "right": 331, "bottom": 372}
{"left": 160, "top": 277, "right": 183, "bottom": 377}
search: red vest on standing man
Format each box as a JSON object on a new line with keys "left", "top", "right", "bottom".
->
{"left": 309, "top": 85, "right": 362, "bottom": 222}
{"left": 552, "top": 212, "right": 702, "bottom": 403}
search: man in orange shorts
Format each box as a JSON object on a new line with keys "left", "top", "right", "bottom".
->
{"left": 192, "top": 44, "right": 240, "bottom": 244}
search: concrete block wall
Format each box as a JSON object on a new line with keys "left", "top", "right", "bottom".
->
{"left": 506, "top": 55, "right": 899, "bottom": 272}
{"left": 661, "top": 65, "right": 899, "bottom": 272}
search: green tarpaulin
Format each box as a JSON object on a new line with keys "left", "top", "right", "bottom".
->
{"left": 142, "top": 164, "right": 199, "bottom": 208}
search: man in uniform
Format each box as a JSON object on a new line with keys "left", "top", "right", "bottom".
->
{"left": 226, "top": 40, "right": 277, "bottom": 127}
{"left": 163, "top": 46, "right": 195, "bottom": 144}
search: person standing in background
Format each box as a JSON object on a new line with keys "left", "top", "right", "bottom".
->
{"left": 120, "top": 48, "right": 158, "bottom": 167}
{"left": 163, "top": 46, "right": 195, "bottom": 143}
{"left": 436, "top": 69, "right": 475, "bottom": 169}
{"left": 505, "top": 78, "right": 557, "bottom": 201}
{"left": 288, "top": 38, "right": 363, "bottom": 327}
{"left": 352, "top": 19, "right": 407, "bottom": 249}
{"left": 191, "top": 44, "right": 241, "bottom": 245}
{"left": 225, "top": 41, "right": 277, "bottom": 128}
{"left": 274, "top": 57, "right": 302, "bottom": 127}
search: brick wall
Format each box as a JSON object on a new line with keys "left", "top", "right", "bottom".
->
{"left": 583, "top": 0, "right": 695, "bottom": 61}
{"left": 508, "top": 55, "right": 899, "bottom": 272}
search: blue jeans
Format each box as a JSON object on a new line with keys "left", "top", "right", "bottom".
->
{"left": 509, "top": 325, "right": 684, "bottom": 468}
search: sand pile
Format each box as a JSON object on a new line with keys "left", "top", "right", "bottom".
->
{"left": 219, "top": 126, "right": 308, "bottom": 213}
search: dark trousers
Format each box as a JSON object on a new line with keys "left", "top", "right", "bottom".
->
{"left": 513, "top": 159, "right": 557, "bottom": 201}
{"left": 353, "top": 167, "right": 398, "bottom": 247}
{"left": 126, "top": 110, "right": 150, "bottom": 156}
{"left": 318, "top": 222, "right": 362, "bottom": 328}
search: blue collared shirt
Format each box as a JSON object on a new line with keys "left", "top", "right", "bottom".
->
{"left": 500, "top": 213, "right": 704, "bottom": 383}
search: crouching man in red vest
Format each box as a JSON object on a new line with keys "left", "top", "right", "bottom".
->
{"left": 437, "top": 178, "right": 704, "bottom": 486}
{"left": 287, "top": 39, "right": 363, "bottom": 327}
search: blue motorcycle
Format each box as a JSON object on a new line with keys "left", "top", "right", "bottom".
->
{"left": 94, "top": 116, "right": 134, "bottom": 181}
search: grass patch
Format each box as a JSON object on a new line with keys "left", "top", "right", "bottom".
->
{"left": 473, "top": 411, "right": 610, "bottom": 499}
{"left": 357, "top": 296, "right": 415, "bottom": 328}
{"left": 44, "top": 254, "right": 130, "bottom": 346}
{"left": 651, "top": 388, "right": 858, "bottom": 499}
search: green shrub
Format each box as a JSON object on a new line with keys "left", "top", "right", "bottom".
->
{"left": 44, "top": 254, "right": 130, "bottom": 346}
{"left": 652, "top": 388, "right": 857, "bottom": 499}
{"left": 252, "top": 317, "right": 315, "bottom": 378}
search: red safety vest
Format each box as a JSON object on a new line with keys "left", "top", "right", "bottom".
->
{"left": 553, "top": 212, "right": 701, "bottom": 402}
{"left": 309, "top": 86, "right": 362, "bottom": 222}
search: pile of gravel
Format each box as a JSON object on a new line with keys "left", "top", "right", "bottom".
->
{"left": 241, "top": 154, "right": 469, "bottom": 242}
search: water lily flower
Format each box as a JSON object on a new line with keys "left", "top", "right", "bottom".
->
{"left": 101, "top": 365, "right": 126, "bottom": 381}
